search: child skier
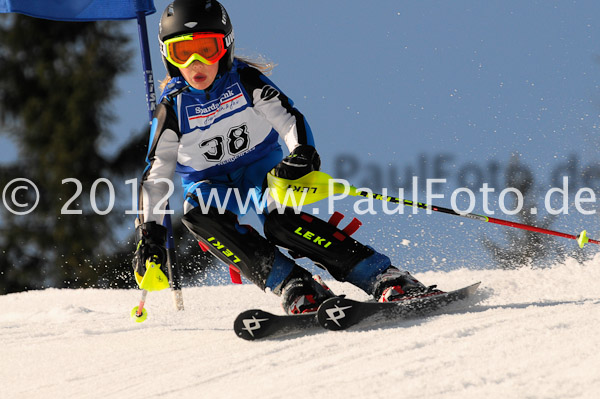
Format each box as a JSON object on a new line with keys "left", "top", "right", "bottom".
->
{"left": 132, "top": 0, "right": 440, "bottom": 314}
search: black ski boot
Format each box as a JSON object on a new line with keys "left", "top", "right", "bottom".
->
{"left": 281, "top": 272, "right": 334, "bottom": 315}
{"left": 373, "top": 267, "right": 442, "bottom": 302}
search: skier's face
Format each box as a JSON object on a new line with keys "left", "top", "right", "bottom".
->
{"left": 179, "top": 60, "right": 219, "bottom": 90}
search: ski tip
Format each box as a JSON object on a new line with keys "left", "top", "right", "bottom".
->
{"left": 234, "top": 309, "right": 274, "bottom": 341}
{"left": 317, "top": 296, "right": 358, "bottom": 331}
{"left": 465, "top": 281, "right": 481, "bottom": 295}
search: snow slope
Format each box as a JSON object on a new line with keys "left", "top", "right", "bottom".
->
{"left": 2, "top": 256, "right": 599, "bottom": 399}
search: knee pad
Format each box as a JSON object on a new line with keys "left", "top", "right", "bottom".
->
{"left": 264, "top": 209, "right": 374, "bottom": 280}
{"left": 182, "top": 207, "right": 277, "bottom": 289}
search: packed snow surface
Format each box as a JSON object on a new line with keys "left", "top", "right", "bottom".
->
{"left": 2, "top": 255, "right": 600, "bottom": 399}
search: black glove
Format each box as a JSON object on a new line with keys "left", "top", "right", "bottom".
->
{"left": 132, "top": 221, "right": 167, "bottom": 282}
{"left": 273, "top": 145, "right": 321, "bottom": 180}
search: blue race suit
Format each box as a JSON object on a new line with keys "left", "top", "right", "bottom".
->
{"left": 137, "top": 59, "right": 391, "bottom": 294}
{"left": 140, "top": 59, "right": 314, "bottom": 221}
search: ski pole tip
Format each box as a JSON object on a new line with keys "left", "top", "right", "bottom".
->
{"left": 131, "top": 306, "right": 148, "bottom": 323}
{"left": 577, "top": 230, "right": 589, "bottom": 248}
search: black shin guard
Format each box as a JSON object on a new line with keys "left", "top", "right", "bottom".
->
{"left": 182, "top": 207, "right": 276, "bottom": 289}
{"left": 264, "top": 209, "right": 374, "bottom": 280}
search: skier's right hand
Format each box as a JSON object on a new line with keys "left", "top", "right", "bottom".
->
{"left": 132, "top": 221, "right": 168, "bottom": 290}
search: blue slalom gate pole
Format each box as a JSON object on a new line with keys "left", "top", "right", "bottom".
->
{"left": 136, "top": 11, "right": 184, "bottom": 310}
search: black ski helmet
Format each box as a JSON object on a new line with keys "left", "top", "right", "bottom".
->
{"left": 159, "top": 0, "right": 235, "bottom": 78}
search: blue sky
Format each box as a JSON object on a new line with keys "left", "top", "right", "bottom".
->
{"left": 4, "top": 0, "right": 600, "bottom": 271}
{"left": 114, "top": 0, "right": 600, "bottom": 183}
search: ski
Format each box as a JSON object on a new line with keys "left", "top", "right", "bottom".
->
{"left": 234, "top": 309, "right": 319, "bottom": 341}
{"left": 317, "top": 282, "right": 481, "bottom": 331}
{"left": 234, "top": 282, "right": 481, "bottom": 339}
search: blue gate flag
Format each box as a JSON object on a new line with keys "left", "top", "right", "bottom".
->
{"left": 0, "top": 0, "right": 155, "bottom": 21}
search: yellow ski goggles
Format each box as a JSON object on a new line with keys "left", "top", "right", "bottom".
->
{"left": 160, "top": 32, "right": 227, "bottom": 68}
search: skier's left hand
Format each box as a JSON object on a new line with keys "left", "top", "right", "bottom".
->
{"left": 273, "top": 145, "right": 321, "bottom": 180}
